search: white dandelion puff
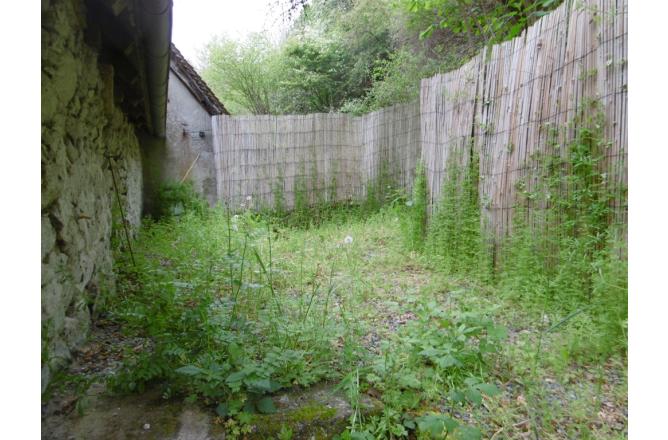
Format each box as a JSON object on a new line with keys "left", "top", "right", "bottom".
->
{"left": 344, "top": 235, "right": 353, "bottom": 245}
{"left": 246, "top": 195, "right": 252, "bottom": 202}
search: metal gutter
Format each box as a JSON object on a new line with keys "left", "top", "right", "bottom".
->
{"left": 137, "top": 0, "right": 172, "bottom": 137}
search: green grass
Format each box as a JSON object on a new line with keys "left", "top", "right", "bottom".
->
{"left": 100, "top": 198, "right": 626, "bottom": 439}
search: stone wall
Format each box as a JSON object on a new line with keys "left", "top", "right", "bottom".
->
{"left": 41, "top": 0, "right": 143, "bottom": 390}
{"left": 165, "top": 73, "right": 218, "bottom": 206}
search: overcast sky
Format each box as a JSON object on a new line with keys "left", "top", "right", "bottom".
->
{"left": 172, "top": 0, "right": 291, "bottom": 68}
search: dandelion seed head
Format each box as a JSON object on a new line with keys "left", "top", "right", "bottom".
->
{"left": 344, "top": 235, "right": 353, "bottom": 245}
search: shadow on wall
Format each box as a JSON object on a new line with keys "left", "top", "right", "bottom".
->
{"left": 41, "top": 0, "right": 172, "bottom": 392}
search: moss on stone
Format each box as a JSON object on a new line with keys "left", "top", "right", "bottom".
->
{"left": 249, "top": 403, "right": 343, "bottom": 439}
{"left": 286, "top": 403, "right": 338, "bottom": 423}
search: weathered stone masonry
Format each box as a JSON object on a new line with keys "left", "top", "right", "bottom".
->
{"left": 41, "top": 0, "right": 145, "bottom": 389}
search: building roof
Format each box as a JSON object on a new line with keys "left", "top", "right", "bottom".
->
{"left": 85, "top": 0, "right": 173, "bottom": 137}
{"left": 170, "top": 44, "right": 229, "bottom": 116}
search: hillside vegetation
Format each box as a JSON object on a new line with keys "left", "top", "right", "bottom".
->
{"left": 200, "top": 0, "right": 562, "bottom": 116}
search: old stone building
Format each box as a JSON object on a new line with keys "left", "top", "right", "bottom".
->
{"left": 41, "top": 0, "right": 172, "bottom": 391}
{"left": 164, "top": 44, "right": 228, "bottom": 206}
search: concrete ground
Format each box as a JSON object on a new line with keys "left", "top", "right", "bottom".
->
{"left": 42, "top": 381, "right": 381, "bottom": 439}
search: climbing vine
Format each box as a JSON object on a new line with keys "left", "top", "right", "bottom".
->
{"left": 403, "top": 98, "right": 626, "bottom": 359}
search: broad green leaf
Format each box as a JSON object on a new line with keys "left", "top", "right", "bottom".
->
{"left": 465, "top": 388, "right": 483, "bottom": 405}
{"left": 243, "top": 399, "right": 256, "bottom": 414}
{"left": 226, "top": 371, "right": 246, "bottom": 383}
{"left": 506, "top": 22, "right": 525, "bottom": 39}
{"left": 403, "top": 418, "right": 416, "bottom": 429}
{"left": 464, "top": 377, "right": 479, "bottom": 387}
{"left": 476, "top": 383, "right": 500, "bottom": 397}
{"left": 419, "top": 347, "right": 441, "bottom": 358}
{"left": 350, "top": 432, "right": 374, "bottom": 440}
{"left": 256, "top": 397, "right": 277, "bottom": 414}
{"left": 175, "top": 365, "right": 203, "bottom": 376}
{"left": 456, "top": 426, "right": 482, "bottom": 440}
{"left": 268, "top": 379, "right": 283, "bottom": 392}
{"left": 247, "top": 378, "right": 273, "bottom": 393}
{"left": 228, "top": 343, "right": 244, "bottom": 363}
{"left": 238, "top": 411, "right": 253, "bottom": 423}
{"left": 226, "top": 371, "right": 246, "bottom": 391}
{"left": 399, "top": 374, "right": 422, "bottom": 389}
{"left": 449, "top": 389, "right": 466, "bottom": 403}
{"left": 436, "top": 355, "right": 460, "bottom": 368}
{"left": 416, "top": 414, "right": 458, "bottom": 437}
{"left": 215, "top": 403, "right": 229, "bottom": 417}
{"left": 487, "top": 325, "right": 508, "bottom": 340}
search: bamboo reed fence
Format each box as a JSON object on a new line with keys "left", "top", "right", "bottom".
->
{"left": 212, "top": 102, "right": 421, "bottom": 210}
{"left": 212, "top": 0, "right": 627, "bottom": 242}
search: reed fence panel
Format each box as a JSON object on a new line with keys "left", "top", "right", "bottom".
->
{"left": 211, "top": 0, "right": 627, "bottom": 244}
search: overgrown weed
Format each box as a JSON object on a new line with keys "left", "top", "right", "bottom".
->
{"left": 401, "top": 100, "right": 626, "bottom": 364}
{"left": 392, "top": 100, "right": 627, "bottom": 438}
{"left": 105, "top": 203, "right": 365, "bottom": 423}
{"left": 101, "top": 103, "right": 626, "bottom": 438}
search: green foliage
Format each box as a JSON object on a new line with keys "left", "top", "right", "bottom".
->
{"left": 400, "top": 162, "right": 428, "bottom": 251}
{"left": 267, "top": 197, "right": 383, "bottom": 231}
{"left": 425, "top": 148, "right": 491, "bottom": 279}
{"left": 200, "top": 0, "right": 480, "bottom": 115}
{"left": 282, "top": 0, "right": 397, "bottom": 113}
{"left": 198, "top": 0, "right": 563, "bottom": 116}
{"left": 263, "top": 158, "right": 402, "bottom": 230}
{"left": 341, "top": 48, "right": 465, "bottom": 115}
{"left": 200, "top": 34, "right": 283, "bottom": 115}
{"left": 346, "top": 302, "right": 505, "bottom": 438}
{"left": 278, "top": 424, "right": 294, "bottom": 440}
{"left": 292, "top": 168, "right": 311, "bottom": 226}
{"left": 156, "top": 181, "right": 208, "bottom": 219}
{"left": 418, "top": 99, "right": 626, "bottom": 362}
{"left": 407, "top": 0, "right": 563, "bottom": 44}
{"left": 279, "top": 38, "right": 353, "bottom": 113}
{"left": 42, "top": 371, "right": 97, "bottom": 415}
{"left": 106, "top": 208, "right": 355, "bottom": 411}
{"left": 588, "top": 245, "right": 628, "bottom": 357}
{"left": 363, "top": 160, "right": 400, "bottom": 215}
{"left": 272, "top": 172, "right": 287, "bottom": 218}
{"left": 97, "top": 189, "right": 625, "bottom": 438}
{"left": 499, "top": 101, "right": 622, "bottom": 317}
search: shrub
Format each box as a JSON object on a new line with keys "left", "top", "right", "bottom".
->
{"left": 156, "top": 181, "right": 208, "bottom": 219}
{"left": 400, "top": 161, "right": 427, "bottom": 251}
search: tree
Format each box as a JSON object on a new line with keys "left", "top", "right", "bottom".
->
{"left": 406, "top": 0, "right": 562, "bottom": 45}
{"left": 279, "top": 38, "right": 351, "bottom": 113}
{"left": 200, "top": 34, "right": 282, "bottom": 115}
